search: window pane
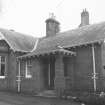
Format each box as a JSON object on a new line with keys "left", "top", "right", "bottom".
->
{"left": 64, "top": 57, "right": 68, "bottom": 77}
{"left": 1, "top": 56, "right": 5, "bottom": 63}
{"left": 25, "top": 60, "right": 32, "bottom": 78}
{"left": 1, "top": 64, "right": 5, "bottom": 76}
{"left": 27, "top": 59, "right": 32, "bottom": 65}
{"left": 27, "top": 66, "right": 31, "bottom": 75}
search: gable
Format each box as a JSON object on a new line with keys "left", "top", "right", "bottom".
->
{"left": 0, "top": 40, "right": 9, "bottom": 52}
{"left": 0, "top": 28, "right": 38, "bottom": 52}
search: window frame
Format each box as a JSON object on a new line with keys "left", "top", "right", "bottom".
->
{"left": 63, "top": 57, "right": 68, "bottom": 77}
{"left": 25, "top": 59, "right": 32, "bottom": 78}
{"left": 0, "top": 56, "right": 6, "bottom": 79}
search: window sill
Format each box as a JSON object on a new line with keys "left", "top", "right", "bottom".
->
{"left": 0, "top": 76, "right": 5, "bottom": 79}
{"left": 64, "top": 77, "right": 71, "bottom": 79}
{"left": 25, "top": 75, "right": 32, "bottom": 79}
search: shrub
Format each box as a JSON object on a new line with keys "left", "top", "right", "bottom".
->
{"left": 77, "top": 93, "right": 105, "bottom": 105}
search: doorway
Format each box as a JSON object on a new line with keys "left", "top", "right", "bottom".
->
{"left": 48, "top": 56, "right": 55, "bottom": 89}
{"left": 43, "top": 56, "right": 55, "bottom": 90}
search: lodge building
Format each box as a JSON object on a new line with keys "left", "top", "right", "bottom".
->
{"left": 0, "top": 9, "right": 105, "bottom": 96}
{"left": 17, "top": 10, "right": 105, "bottom": 95}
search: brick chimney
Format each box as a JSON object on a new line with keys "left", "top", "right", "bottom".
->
{"left": 45, "top": 13, "right": 60, "bottom": 37}
{"left": 79, "top": 9, "right": 89, "bottom": 27}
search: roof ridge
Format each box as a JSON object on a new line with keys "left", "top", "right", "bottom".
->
{"left": 39, "top": 21, "right": 105, "bottom": 42}
{"left": 0, "top": 28, "right": 38, "bottom": 38}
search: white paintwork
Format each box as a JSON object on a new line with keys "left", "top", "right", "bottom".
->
{"left": 92, "top": 44, "right": 97, "bottom": 92}
{"left": 31, "top": 38, "right": 39, "bottom": 52}
{"left": 17, "top": 61, "right": 21, "bottom": 92}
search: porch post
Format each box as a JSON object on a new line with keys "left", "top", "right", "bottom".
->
{"left": 17, "top": 60, "right": 21, "bottom": 92}
{"left": 92, "top": 44, "right": 97, "bottom": 92}
{"left": 54, "top": 54, "right": 65, "bottom": 95}
{"left": 48, "top": 62, "right": 50, "bottom": 87}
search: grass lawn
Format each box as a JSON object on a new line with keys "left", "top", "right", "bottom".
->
{"left": 0, "top": 91, "right": 80, "bottom": 105}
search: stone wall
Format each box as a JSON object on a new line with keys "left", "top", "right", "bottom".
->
{"left": 95, "top": 43, "right": 103, "bottom": 91}
{"left": 16, "top": 43, "right": 103, "bottom": 94}
{"left": 71, "top": 44, "right": 103, "bottom": 92}
{"left": 20, "top": 58, "right": 45, "bottom": 93}
{"left": 101, "top": 42, "right": 105, "bottom": 90}
{"left": 54, "top": 55, "right": 65, "bottom": 95}
{"left": 7, "top": 50, "right": 18, "bottom": 92}
{"left": 73, "top": 45, "right": 93, "bottom": 91}
{"left": 0, "top": 40, "right": 9, "bottom": 91}
{"left": 64, "top": 56, "right": 74, "bottom": 91}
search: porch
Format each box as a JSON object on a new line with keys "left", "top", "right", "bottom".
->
{"left": 17, "top": 48, "right": 76, "bottom": 95}
{"left": 38, "top": 48, "right": 76, "bottom": 95}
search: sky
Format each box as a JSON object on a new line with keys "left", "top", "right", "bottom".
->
{"left": 0, "top": 0, "right": 105, "bottom": 37}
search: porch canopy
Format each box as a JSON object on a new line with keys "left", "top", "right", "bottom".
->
{"left": 18, "top": 48, "right": 76, "bottom": 59}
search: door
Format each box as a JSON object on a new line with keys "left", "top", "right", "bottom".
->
{"left": 48, "top": 57, "right": 55, "bottom": 89}
{"left": 43, "top": 56, "right": 55, "bottom": 90}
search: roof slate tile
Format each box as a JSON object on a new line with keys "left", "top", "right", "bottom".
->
{"left": 0, "top": 28, "right": 38, "bottom": 52}
{"left": 19, "top": 21, "right": 105, "bottom": 58}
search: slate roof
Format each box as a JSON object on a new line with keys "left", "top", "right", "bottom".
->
{"left": 19, "top": 21, "right": 105, "bottom": 58}
{"left": 0, "top": 28, "right": 37, "bottom": 52}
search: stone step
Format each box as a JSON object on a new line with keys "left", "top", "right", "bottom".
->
{"left": 35, "top": 90, "right": 57, "bottom": 98}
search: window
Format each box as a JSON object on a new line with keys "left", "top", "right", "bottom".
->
{"left": 103, "top": 65, "right": 105, "bottom": 69}
{"left": 25, "top": 59, "right": 32, "bottom": 78}
{"left": 63, "top": 57, "right": 68, "bottom": 77}
{"left": 0, "top": 56, "right": 6, "bottom": 78}
{"left": 64, "top": 62, "right": 68, "bottom": 77}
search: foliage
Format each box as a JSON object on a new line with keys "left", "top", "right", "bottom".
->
{"left": 75, "top": 93, "right": 105, "bottom": 105}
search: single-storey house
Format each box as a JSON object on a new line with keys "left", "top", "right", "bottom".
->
{"left": 0, "top": 9, "right": 105, "bottom": 96}
{"left": 17, "top": 10, "right": 105, "bottom": 95}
